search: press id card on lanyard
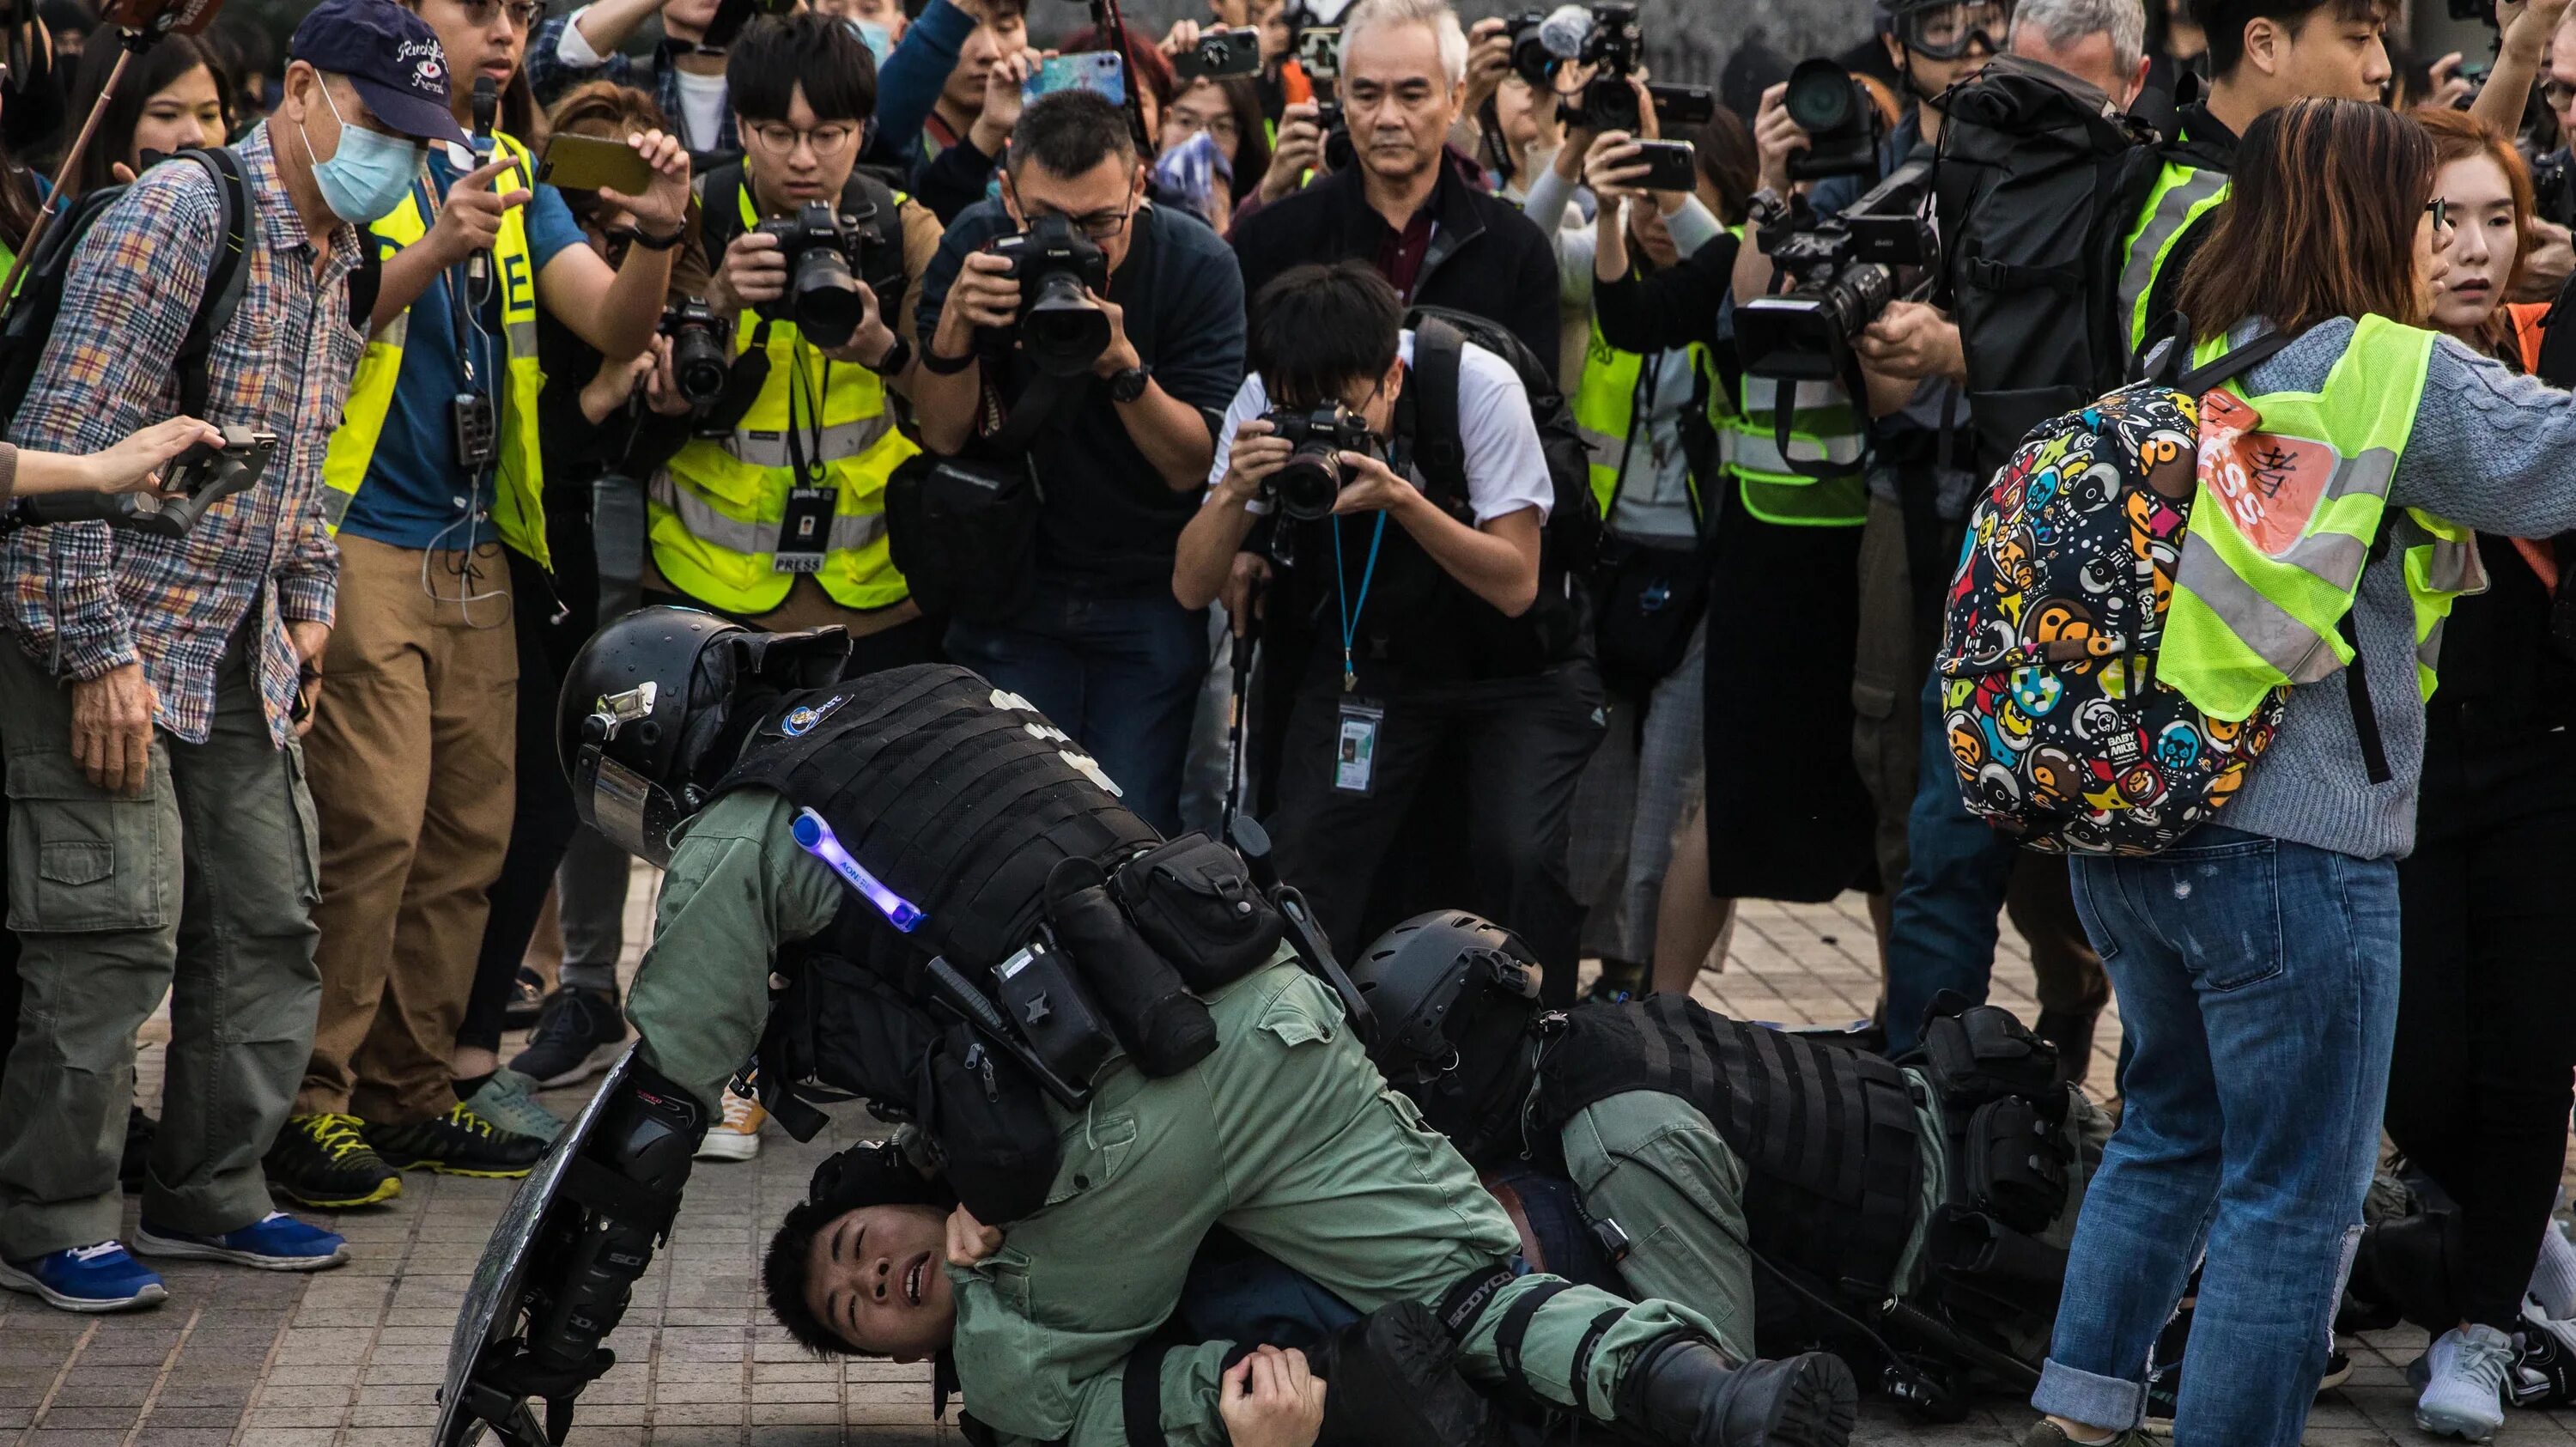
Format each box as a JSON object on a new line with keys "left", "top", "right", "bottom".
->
{"left": 1334, "top": 697, "right": 1383, "bottom": 794}
{"left": 775, "top": 485, "right": 835, "bottom": 573}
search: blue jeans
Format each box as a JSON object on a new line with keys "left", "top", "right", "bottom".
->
{"left": 945, "top": 577, "right": 1211, "bottom": 835}
{"left": 2037, "top": 828, "right": 2400, "bottom": 1445}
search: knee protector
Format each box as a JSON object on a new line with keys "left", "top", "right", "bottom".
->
{"left": 526, "top": 1061, "right": 706, "bottom": 1372}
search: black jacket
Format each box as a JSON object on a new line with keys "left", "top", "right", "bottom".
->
{"left": 1230, "top": 164, "right": 1563, "bottom": 383}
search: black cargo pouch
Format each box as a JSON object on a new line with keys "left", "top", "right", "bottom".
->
{"left": 757, "top": 953, "right": 941, "bottom": 1142}
{"left": 1111, "top": 833, "right": 1286, "bottom": 993}
{"left": 1961, "top": 1095, "right": 2070, "bottom": 1235}
{"left": 884, "top": 453, "right": 1042, "bottom": 623}
{"left": 1923, "top": 1206, "right": 2069, "bottom": 1322}
{"left": 1921, "top": 1004, "right": 2065, "bottom": 1121}
{"left": 923, "top": 1022, "right": 1062, "bottom": 1225}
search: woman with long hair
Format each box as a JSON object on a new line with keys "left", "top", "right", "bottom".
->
{"left": 2026, "top": 96, "right": 2576, "bottom": 1447}
{"left": 64, "top": 31, "right": 228, "bottom": 192}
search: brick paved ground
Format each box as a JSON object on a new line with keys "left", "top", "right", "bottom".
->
{"left": 11, "top": 879, "right": 2566, "bottom": 1446}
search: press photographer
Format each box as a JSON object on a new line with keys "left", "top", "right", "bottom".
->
{"left": 1173, "top": 261, "right": 1600, "bottom": 992}
{"left": 909, "top": 88, "right": 1247, "bottom": 835}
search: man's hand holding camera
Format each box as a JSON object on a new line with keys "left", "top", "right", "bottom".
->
{"left": 1215, "top": 417, "right": 1290, "bottom": 508}
{"left": 933, "top": 249, "right": 1022, "bottom": 356}
{"left": 1262, "top": 101, "right": 1328, "bottom": 204}
{"left": 1325, "top": 447, "right": 1418, "bottom": 520}
{"left": 1752, "top": 82, "right": 1811, "bottom": 198}
{"left": 1854, "top": 299, "right": 1965, "bottom": 389}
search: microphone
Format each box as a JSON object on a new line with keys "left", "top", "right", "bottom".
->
{"left": 467, "top": 76, "right": 498, "bottom": 295}
{"left": 1535, "top": 3, "right": 1594, "bottom": 62}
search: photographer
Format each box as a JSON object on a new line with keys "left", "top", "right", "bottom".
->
{"left": 270, "top": 0, "right": 691, "bottom": 1209}
{"left": 914, "top": 88, "right": 1246, "bottom": 834}
{"left": 1230, "top": 0, "right": 1561, "bottom": 375}
{"left": 1175, "top": 262, "right": 1594, "bottom": 988}
{"left": 0, "top": 0, "right": 471, "bottom": 1310}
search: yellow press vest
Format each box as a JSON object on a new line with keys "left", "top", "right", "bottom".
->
{"left": 2117, "top": 161, "right": 2228, "bottom": 358}
{"left": 1571, "top": 313, "right": 1708, "bottom": 526}
{"left": 2160, "top": 316, "right": 2487, "bottom": 721}
{"left": 319, "top": 132, "right": 550, "bottom": 568}
{"left": 647, "top": 181, "right": 918, "bottom": 614}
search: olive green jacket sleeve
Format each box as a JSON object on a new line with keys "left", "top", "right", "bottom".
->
{"left": 627, "top": 788, "right": 846, "bottom": 1116}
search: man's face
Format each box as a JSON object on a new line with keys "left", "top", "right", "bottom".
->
{"left": 1342, "top": 20, "right": 1458, "bottom": 187}
{"left": 2549, "top": 12, "right": 2576, "bottom": 135}
{"left": 1006, "top": 153, "right": 1148, "bottom": 273}
{"left": 280, "top": 63, "right": 422, "bottom": 192}
{"left": 2008, "top": 25, "right": 2137, "bottom": 106}
{"left": 416, "top": 0, "right": 529, "bottom": 102}
{"left": 2250, "top": 6, "right": 2389, "bottom": 103}
{"left": 945, "top": 0, "right": 1030, "bottom": 113}
{"left": 803, "top": 1206, "right": 954, "bottom": 1362}
{"left": 663, "top": 0, "right": 725, "bottom": 41}
{"left": 740, "top": 82, "right": 864, "bottom": 210}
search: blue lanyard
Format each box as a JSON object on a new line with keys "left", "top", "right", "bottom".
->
{"left": 1332, "top": 513, "right": 1386, "bottom": 693}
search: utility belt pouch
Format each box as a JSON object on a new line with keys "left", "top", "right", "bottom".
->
{"left": 991, "top": 940, "right": 1119, "bottom": 1091}
{"left": 1961, "top": 1096, "right": 2069, "bottom": 1235}
{"left": 1045, "top": 858, "right": 1218, "bottom": 1078}
{"left": 1921, "top": 1005, "right": 2064, "bottom": 1120}
{"left": 1924, "top": 1206, "right": 2068, "bottom": 1321}
{"left": 923, "top": 1023, "right": 1060, "bottom": 1225}
{"left": 1111, "top": 833, "right": 1285, "bottom": 992}
{"left": 1589, "top": 534, "right": 1708, "bottom": 691}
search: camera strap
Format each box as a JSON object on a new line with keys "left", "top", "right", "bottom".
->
{"left": 1331, "top": 514, "right": 1387, "bottom": 693}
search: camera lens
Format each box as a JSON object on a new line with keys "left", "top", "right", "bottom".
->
{"left": 671, "top": 327, "right": 731, "bottom": 406}
{"left": 1822, "top": 262, "right": 1896, "bottom": 340}
{"left": 1271, "top": 447, "right": 1346, "bottom": 522}
{"left": 789, "top": 246, "right": 865, "bottom": 350}
{"left": 1783, "top": 57, "right": 1860, "bottom": 132}
{"left": 1023, "top": 271, "right": 1110, "bottom": 377}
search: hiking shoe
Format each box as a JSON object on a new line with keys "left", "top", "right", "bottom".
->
{"left": 371, "top": 1104, "right": 548, "bottom": 1177}
{"left": 134, "top": 1213, "right": 347, "bottom": 1272}
{"left": 118, "top": 1107, "right": 156, "bottom": 1190}
{"left": 695, "top": 1085, "right": 765, "bottom": 1162}
{"left": 502, "top": 966, "right": 548, "bottom": 1031}
{"left": 0, "top": 1243, "right": 166, "bottom": 1313}
{"left": 2417, "top": 1324, "right": 2516, "bottom": 1441}
{"left": 459, "top": 1070, "right": 565, "bottom": 1144}
{"left": 2014, "top": 1423, "right": 2153, "bottom": 1447}
{"left": 264, "top": 1113, "right": 402, "bottom": 1209}
{"left": 508, "top": 987, "right": 628, "bottom": 1087}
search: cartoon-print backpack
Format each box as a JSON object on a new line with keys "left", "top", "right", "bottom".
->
{"left": 1933, "top": 330, "right": 2306, "bottom": 855}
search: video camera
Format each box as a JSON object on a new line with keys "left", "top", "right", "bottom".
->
{"left": 3, "top": 424, "right": 277, "bottom": 535}
{"left": 1500, "top": 3, "right": 1713, "bottom": 133}
{"left": 659, "top": 297, "right": 732, "bottom": 408}
{"left": 1736, "top": 156, "right": 1938, "bottom": 383}
{"left": 1259, "top": 404, "right": 1379, "bottom": 520}
{"left": 983, "top": 213, "right": 1112, "bottom": 377}
{"left": 753, "top": 200, "right": 878, "bottom": 350}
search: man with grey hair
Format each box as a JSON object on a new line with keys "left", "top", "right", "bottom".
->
{"left": 2006, "top": 0, "right": 2150, "bottom": 104}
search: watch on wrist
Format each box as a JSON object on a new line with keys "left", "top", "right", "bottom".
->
{"left": 922, "top": 344, "right": 978, "bottom": 375}
{"left": 629, "top": 224, "right": 686, "bottom": 252}
{"left": 865, "top": 335, "right": 912, "bottom": 375}
{"left": 1108, "top": 363, "right": 1152, "bottom": 404}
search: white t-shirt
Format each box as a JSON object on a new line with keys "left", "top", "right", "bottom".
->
{"left": 558, "top": 5, "right": 729, "bottom": 153}
{"left": 1206, "top": 330, "right": 1556, "bottom": 526}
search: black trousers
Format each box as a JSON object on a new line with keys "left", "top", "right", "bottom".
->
{"left": 2388, "top": 713, "right": 2576, "bottom": 1330}
{"left": 1267, "top": 660, "right": 1606, "bottom": 1006}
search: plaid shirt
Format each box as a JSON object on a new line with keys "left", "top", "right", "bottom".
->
{"left": 3, "top": 125, "right": 368, "bottom": 746}
{"left": 526, "top": 14, "right": 740, "bottom": 167}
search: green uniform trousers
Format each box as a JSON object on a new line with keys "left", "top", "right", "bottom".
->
{"left": 951, "top": 961, "right": 1716, "bottom": 1447}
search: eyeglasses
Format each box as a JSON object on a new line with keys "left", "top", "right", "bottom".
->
{"left": 459, "top": 0, "right": 545, "bottom": 29}
{"left": 1165, "top": 109, "right": 1240, "bottom": 143}
{"left": 1030, "top": 204, "right": 1135, "bottom": 241}
{"left": 2426, "top": 197, "right": 2454, "bottom": 235}
{"left": 749, "top": 121, "right": 860, "bottom": 158}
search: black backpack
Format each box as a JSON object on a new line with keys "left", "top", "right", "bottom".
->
{"left": 0, "top": 147, "right": 252, "bottom": 426}
{"left": 1935, "top": 57, "right": 2161, "bottom": 476}
{"left": 1401, "top": 305, "right": 1601, "bottom": 580}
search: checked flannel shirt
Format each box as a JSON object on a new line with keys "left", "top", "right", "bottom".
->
{"left": 3, "top": 123, "right": 369, "bottom": 747}
{"left": 526, "top": 12, "right": 741, "bottom": 167}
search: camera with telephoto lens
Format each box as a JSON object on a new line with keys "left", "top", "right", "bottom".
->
{"left": 1781, "top": 56, "right": 1883, "bottom": 181}
{"left": 1498, "top": 3, "right": 1698, "bottom": 132}
{"left": 1313, "top": 99, "right": 1354, "bottom": 172}
{"left": 1259, "top": 404, "right": 1378, "bottom": 521}
{"left": 753, "top": 199, "right": 875, "bottom": 350}
{"left": 659, "top": 297, "right": 732, "bottom": 408}
{"left": 983, "top": 213, "right": 1112, "bottom": 377}
{"left": 1735, "top": 155, "right": 1937, "bottom": 383}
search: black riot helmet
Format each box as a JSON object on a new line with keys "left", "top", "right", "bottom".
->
{"left": 1348, "top": 911, "right": 1547, "bottom": 1162}
{"left": 559, "top": 606, "right": 853, "bottom": 865}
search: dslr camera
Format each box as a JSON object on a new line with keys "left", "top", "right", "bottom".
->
{"left": 1258, "top": 404, "right": 1378, "bottom": 521}
{"left": 984, "top": 214, "right": 1112, "bottom": 377}
{"left": 1780, "top": 57, "right": 1882, "bottom": 180}
{"left": 1735, "top": 156, "right": 1937, "bottom": 383}
{"left": 1500, "top": 3, "right": 1712, "bottom": 132}
{"left": 659, "top": 297, "right": 733, "bottom": 408}
{"left": 754, "top": 199, "right": 877, "bottom": 350}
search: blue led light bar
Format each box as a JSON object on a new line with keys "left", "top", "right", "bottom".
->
{"left": 790, "top": 808, "right": 926, "bottom": 933}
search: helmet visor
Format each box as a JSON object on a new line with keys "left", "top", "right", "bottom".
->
{"left": 578, "top": 749, "right": 690, "bottom": 867}
{"left": 1893, "top": 0, "right": 2010, "bottom": 59}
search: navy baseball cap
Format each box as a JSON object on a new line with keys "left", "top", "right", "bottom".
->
{"left": 289, "top": 0, "right": 474, "bottom": 146}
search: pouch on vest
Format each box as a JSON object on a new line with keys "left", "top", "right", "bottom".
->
{"left": 1923, "top": 1205, "right": 2069, "bottom": 1323}
{"left": 992, "top": 940, "right": 1121, "bottom": 1091}
{"left": 761, "top": 951, "right": 941, "bottom": 1140}
{"left": 1044, "top": 858, "right": 1218, "bottom": 1077}
{"left": 1920, "top": 1004, "right": 2063, "bottom": 1119}
{"left": 1110, "top": 833, "right": 1285, "bottom": 993}
{"left": 1960, "top": 1095, "right": 2069, "bottom": 1235}
{"left": 923, "top": 1021, "right": 1061, "bottom": 1225}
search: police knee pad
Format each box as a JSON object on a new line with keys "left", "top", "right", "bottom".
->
{"left": 1309, "top": 1300, "right": 1500, "bottom": 1447}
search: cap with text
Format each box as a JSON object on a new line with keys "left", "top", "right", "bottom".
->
{"left": 289, "top": 0, "right": 475, "bottom": 146}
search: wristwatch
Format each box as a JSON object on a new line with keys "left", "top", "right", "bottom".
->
{"left": 922, "top": 344, "right": 978, "bottom": 376}
{"left": 864, "top": 335, "right": 912, "bottom": 376}
{"left": 629, "top": 224, "right": 686, "bottom": 252}
{"left": 1108, "top": 363, "right": 1152, "bottom": 404}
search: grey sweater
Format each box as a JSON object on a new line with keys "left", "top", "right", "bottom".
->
{"left": 2214, "top": 319, "right": 2576, "bottom": 860}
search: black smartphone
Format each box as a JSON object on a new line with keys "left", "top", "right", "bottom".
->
{"left": 1174, "top": 26, "right": 1261, "bottom": 79}
{"left": 1632, "top": 139, "right": 1698, "bottom": 192}
{"left": 538, "top": 132, "right": 653, "bottom": 194}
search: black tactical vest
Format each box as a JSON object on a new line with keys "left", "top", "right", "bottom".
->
{"left": 1529, "top": 994, "right": 1924, "bottom": 1298}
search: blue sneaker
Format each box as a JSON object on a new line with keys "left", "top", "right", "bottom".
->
{"left": 0, "top": 1241, "right": 167, "bottom": 1312}
{"left": 134, "top": 1213, "right": 347, "bottom": 1272}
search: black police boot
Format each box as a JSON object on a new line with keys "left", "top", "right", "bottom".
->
{"left": 1615, "top": 1333, "right": 1858, "bottom": 1447}
{"left": 1309, "top": 1300, "right": 1503, "bottom": 1447}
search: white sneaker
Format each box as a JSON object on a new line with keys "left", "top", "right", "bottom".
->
{"left": 695, "top": 1085, "right": 764, "bottom": 1162}
{"left": 2416, "top": 1324, "right": 2516, "bottom": 1442}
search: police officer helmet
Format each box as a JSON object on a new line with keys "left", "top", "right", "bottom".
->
{"left": 1348, "top": 911, "right": 1543, "bottom": 1084}
{"left": 559, "top": 606, "right": 852, "bottom": 866}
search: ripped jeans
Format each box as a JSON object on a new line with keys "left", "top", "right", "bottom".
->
{"left": 2035, "top": 826, "right": 2400, "bottom": 1446}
